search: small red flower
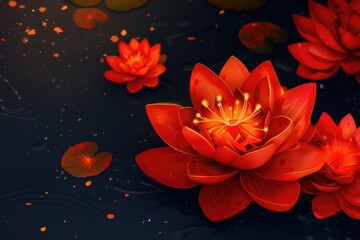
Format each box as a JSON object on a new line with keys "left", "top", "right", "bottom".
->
{"left": 61, "top": 142, "right": 112, "bottom": 178}
{"left": 301, "top": 113, "right": 360, "bottom": 220}
{"left": 136, "top": 56, "right": 324, "bottom": 221}
{"left": 288, "top": 0, "right": 360, "bottom": 83}
{"left": 104, "top": 38, "right": 166, "bottom": 93}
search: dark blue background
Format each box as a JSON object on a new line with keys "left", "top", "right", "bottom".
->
{"left": 1, "top": 0, "right": 359, "bottom": 239}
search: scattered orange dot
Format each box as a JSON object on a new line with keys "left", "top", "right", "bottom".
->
{"left": 53, "top": 27, "right": 63, "bottom": 34}
{"left": 39, "top": 7, "right": 46, "bottom": 13}
{"left": 85, "top": 180, "right": 92, "bottom": 186}
{"left": 110, "top": 35, "right": 119, "bottom": 43}
{"left": 124, "top": 193, "right": 130, "bottom": 198}
{"left": 149, "top": 26, "right": 155, "bottom": 31}
{"left": 120, "top": 29, "right": 127, "bottom": 36}
{"left": 42, "top": 22, "right": 47, "bottom": 27}
{"left": 106, "top": 213, "right": 115, "bottom": 220}
{"left": 0, "top": 38, "right": 6, "bottom": 42}
{"left": 102, "top": 53, "right": 108, "bottom": 57}
{"left": 53, "top": 53, "right": 60, "bottom": 58}
{"left": 100, "top": 57, "right": 105, "bottom": 63}
{"left": 40, "top": 226, "right": 47, "bottom": 232}
{"left": 219, "top": 10, "right": 225, "bottom": 15}
{"left": 8, "top": 0, "right": 17, "bottom": 7}
{"left": 108, "top": 177, "right": 113, "bottom": 181}
{"left": 18, "top": 4, "right": 25, "bottom": 9}
{"left": 187, "top": 36, "right": 196, "bottom": 41}
{"left": 51, "top": 41, "right": 56, "bottom": 46}
{"left": 44, "top": 191, "right": 49, "bottom": 195}
{"left": 25, "top": 202, "right": 32, "bottom": 206}
{"left": 25, "top": 28, "right": 36, "bottom": 35}
{"left": 61, "top": 5, "right": 68, "bottom": 11}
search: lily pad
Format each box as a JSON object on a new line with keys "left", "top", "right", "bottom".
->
{"left": 71, "top": 0, "right": 103, "bottom": 7}
{"left": 105, "top": 0, "right": 149, "bottom": 11}
{"left": 73, "top": 8, "right": 108, "bottom": 29}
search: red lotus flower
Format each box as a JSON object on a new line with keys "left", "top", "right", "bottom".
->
{"left": 61, "top": 142, "right": 112, "bottom": 178}
{"left": 135, "top": 56, "right": 324, "bottom": 221}
{"left": 300, "top": 113, "right": 360, "bottom": 219}
{"left": 288, "top": 0, "right": 360, "bottom": 83}
{"left": 104, "top": 38, "right": 166, "bottom": 93}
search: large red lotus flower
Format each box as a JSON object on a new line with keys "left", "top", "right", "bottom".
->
{"left": 288, "top": 0, "right": 360, "bottom": 83}
{"left": 104, "top": 38, "right": 166, "bottom": 93}
{"left": 136, "top": 56, "right": 324, "bottom": 222}
{"left": 300, "top": 113, "right": 360, "bottom": 219}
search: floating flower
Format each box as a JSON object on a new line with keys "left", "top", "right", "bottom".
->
{"left": 61, "top": 142, "right": 112, "bottom": 178}
{"left": 136, "top": 56, "right": 324, "bottom": 221}
{"left": 288, "top": 0, "right": 360, "bottom": 83}
{"left": 208, "top": 0, "right": 267, "bottom": 11}
{"left": 300, "top": 113, "right": 360, "bottom": 220}
{"left": 104, "top": 38, "right": 166, "bottom": 93}
{"left": 239, "top": 21, "right": 288, "bottom": 54}
{"left": 73, "top": 8, "right": 108, "bottom": 30}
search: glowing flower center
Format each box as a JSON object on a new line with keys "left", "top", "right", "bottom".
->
{"left": 322, "top": 137, "right": 360, "bottom": 174}
{"left": 126, "top": 52, "right": 144, "bottom": 66}
{"left": 193, "top": 93, "right": 267, "bottom": 145}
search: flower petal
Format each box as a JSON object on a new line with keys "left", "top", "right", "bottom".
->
{"left": 213, "top": 146, "right": 240, "bottom": 165}
{"left": 219, "top": 56, "right": 250, "bottom": 93}
{"left": 104, "top": 70, "right": 136, "bottom": 84}
{"left": 241, "top": 171, "right": 300, "bottom": 212}
{"left": 312, "top": 192, "right": 340, "bottom": 219}
{"left": 241, "top": 61, "right": 283, "bottom": 103}
{"left": 339, "top": 175, "right": 360, "bottom": 207}
{"left": 187, "top": 160, "right": 238, "bottom": 184}
{"left": 182, "top": 127, "right": 215, "bottom": 159}
{"left": 138, "top": 38, "right": 150, "bottom": 55}
{"left": 300, "top": 177, "right": 322, "bottom": 194}
{"left": 118, "top": 41, "right": 133, "bottom": 56}
{"left": 335, "top": 192, "right": 360, "bottom": 219}
{"left": 229, "top": 144, "right": 278, "bottom": 170}
{"left": 273, "top": 83, "right": 316, "bottom": 152}
{"left": 135, "top": 147, "right": 200, "bottom": 189}
{"left": 148, "top": 44, "right": 161, "bottom": 67}
{"left": 296, "top": 64, "right": 339, "bottom": 80}
{"left": 146, "top": 104, "right": 197, "bottom": 155}
{"left": 143, "top": 64, "right": 166, "bottom": 78}
{"left": 308, "top": 42, "right": 347, "bottom": 62}
{"left": 128, "top": 38, "right": 140, "bottom": 51}
{"left": 328, "top": 0, "right": 350, "bottom": 28}
{"left": 338, "top": 113, "right": 357, "bottom": 139}
{"left": 256, "top": 143, "right": 325, "bottom": 181}
{"left": 138, "top": 77, "right": 159, "bottom": 88}
{"left": 106, "top": 56, "right": 124, "bottom": 72}
{"left": 190, "top": 64, "right": 233, "bottom": 110}
{"left": 308, "top": 1, "right": 334, "bottom": 30}
{"left": 288, "top": 42, "right": 338, "bottom": 71}
{"left": 292, "top": 15, "right": 321, "bottom": 43}
{"left": 314, "top": 112, "right": 342, "bottom": 142}
{"left": 340, "top": 55, "right": 360, "bottom": 75}
{"left": 178, "top": 107, "right": 198, "bottom": 130}
{"left": 264, "top": 116, "right": 293, "bottom": 148}
{"left": 126, "top": 80, "right": 143, "bottom": 93}
{"left": 199, "top": 175, "right": 252, "bottom": 222}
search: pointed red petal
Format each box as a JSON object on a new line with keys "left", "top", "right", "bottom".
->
{"left": 148, "top": 44, "right": 161, "bottom": 67}
{"left": 126, "top": 80, "right": 143, "bottom": 93}
{"left": 312, "top": 192, "right": 340, "bottom": 219}
{"left": 138, "top": 77, "right": 159, "bottom": 88}
{"left": 338, "top": 114, "right": 357, "bottom": 139}
{"left": 339, "top": 175, "right": 360, "bottom": 207}
{"left": 308, "top": 1, "right": 334, "bottom": 30}
{"left": 118, "top": 41, "right": 133, "bottom": 56}
{"left": 104, "top": 70, "right": 136, "bottom": 84}
{"left": 273, "top": 83, "right": 316, "bottom": 152}
{"left": 61, "top": 142, "right": 112, "bottom": 178}
{"left": 229, "top": 144, "right": 277, "bottom": 170}
{"left": 328, "top": 0, "right": 350, "bottom": 28}
{"left": 264, "top": 116, "right": 293, "bottom": 148}
{"left": 300, "top": 124, "right": 316, "bottom": 143}
{"left": 296, "top": 64, "right": 339, "bottom": 80}
{"left": 315, "top": 112, "right": 342, "bottom": 140}
{"left": 143, "top": 64, "right": 166, "bottom": 78}
{"left": 300, "top": 177, "right": 322, "bottom": 194}
{"left": 190, "top": 64, "right": 233, "bottom": 110}
{"left": 292, "top": 14, "right": 321, "bottom": 43}
{"left": 256, "top": 143, "right": 325, "bottom": 181}
{"left": 146, "top": 104, "right": 197, "bottom": 155}
{"left": 219, "top": 56, "right": 250, "bottom": 93}
{"left": 158, "top": 54, "right": 167, "bottom": 64}
{"left": 187, "top": 160, "right": 238, "bottom": 184}
{"left": 199, "top": 175, "right": 252, "bottom": 222}
{"left": 182, "top": 127, "right": 214, "bottom": 159}
{"left": 288, "top": 43, "right": 338, "bottom": 71}
{"left": 241, "top": 61, "right": 283, "bottom": 103}
{"left": 178, "top": 107, "right": 198, "bottom": 130}
{"left": 106, "top": 56, "right": 124, "bottom": 72}
{"left": 335, "top": 192, "right": 360, "bottom": 219}
{"left": 213, "top": 146, "right": 240, "bottom": 166}
{"left": 128, "top": 38, "right": 139, "bottom": 51}
{"left": 312, "top": 19, "right": 347, "bottom": 53}
{"left": 308, "top": 42, "right": 347, "bottom": 61}
{"left": 241, "top": 171, "right": 300, "bottom": 212}
{"left": 340, "top": 55, "right": 360, "bottom": 75}
{"left": 138, "top": 38, "right": 150, "bottom": 54}
{"left": 135, "top": 147, "right": 200, "bottom": 189}
{"left": 254, "top": 76, "right": 273, "bottom": 113}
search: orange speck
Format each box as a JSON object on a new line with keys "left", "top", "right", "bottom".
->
{"left": 106, "top": 213, "right": 115, "bottom": 220}
{"left": 108, "top": 177, "right": 113, "bottom": 181}
{"left": 124, "top": 193, "right": 130, "bottom": 198}
{"left": 25, "top": 28, "right": 36, "bottom": 35}
{"left": 51, "top": 41, "right": 55, "bottom": 46}
{"left": 39, "top": 7, "right": 46, "bottom": 13}
{"left": 8, "top": 0, "right": 17, "bottom": 7}
{"left": 61, "top": 5, "right": 68, "bottom": 11}
{"left": 77, "top": 117, "right": 82, "bottom": 122}
{"left": 42, "top": 22, "right": 47, "bottom": 27}
{"left": 85, "top": 180, "right": 92, "bottom": 186}
{"left": 120, "top": 29, "right": 127, "bottom": 36}
{"left": 0, "top": 38, "right": 6, "bottom": 42}
{"left": 187, "top": 36, "right": 196, "bottom": 41}
{"left": 25, "top": 202, "right": 32, "bottom": 206}
{"left": 219, "top": 10, "right": 225, "bottom": 15}
{"left": 100, "top": 57, "right": 105, "bottom": 63}
{"left": 53, "top": 27, "right": 63, "bottom": 34}
{"left": 110, "top": 35, "right": 119, "bottom": 43}
{"left": 53, "top": 53, "right": 60, "bottom": 58}
{"left": 40, "top": 226, "right": 47, "bottom": 232}
{"left": 18, "top": 4, "right": 25, "bottom": 9}
{"left": 149, "top": 26, "right": 155, "bottom": 31}
{"left": 102, "top": 53, "right": 108, "bottom": 57}
{"left": 44, "top": 191, "right": 49, "bottom": 195}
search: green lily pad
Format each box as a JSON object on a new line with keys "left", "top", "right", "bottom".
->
{"left": 104, "top": 0, "right": 149, "bottom": 11}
